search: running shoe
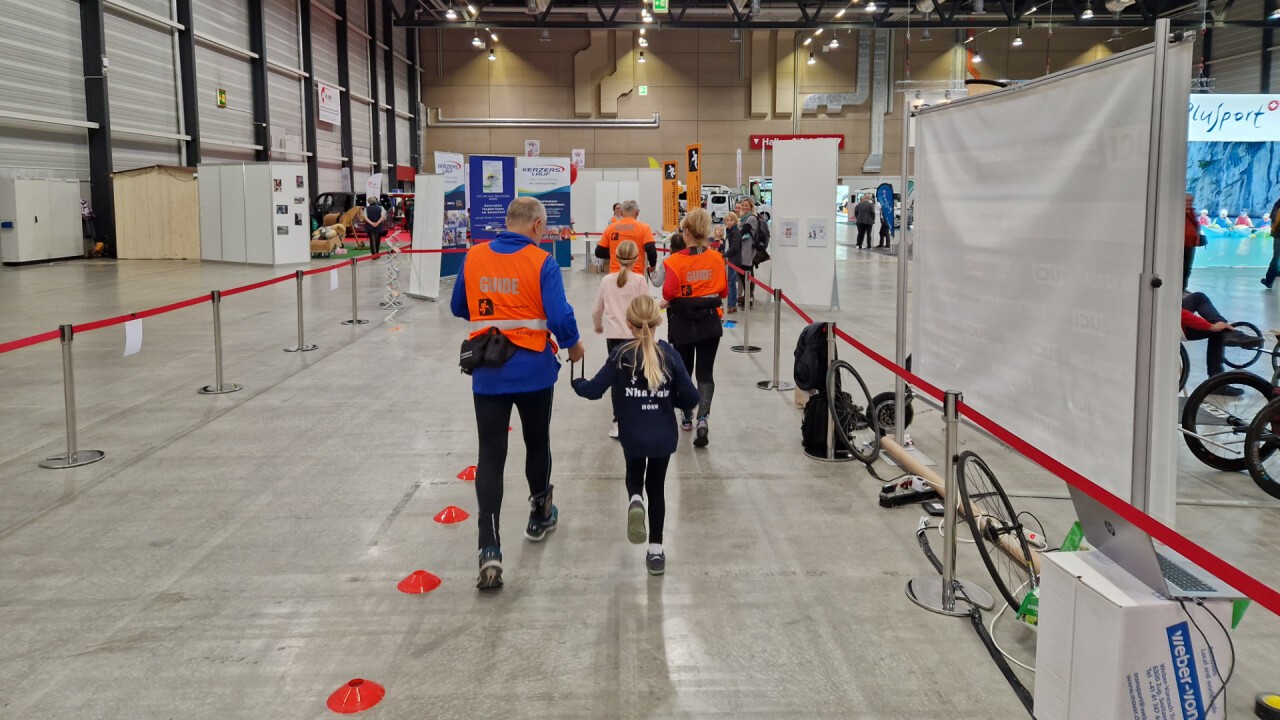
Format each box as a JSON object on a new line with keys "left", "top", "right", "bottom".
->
{"left": 1209, "top": 384, "right": 1245, "bottom": 397}
{"left": 694, "top": 417, "right": 709, "bottom": 448}
{"left": 627, "top": 499, "right": 646, "bottom": 544}
{"left": 477, "top": 547, "right": 503, "bottom": 590}
{"left": 609, "top": 422, "right": 620, "bottom": 439}
{"left": 680, "top": 413, "right": 694, "bottom": 432}
{"left": 646, "top": 551, "right": 666, "bottom": 576}
{"left": 1223, "top": 330, "right": 1263, "bottom": 349}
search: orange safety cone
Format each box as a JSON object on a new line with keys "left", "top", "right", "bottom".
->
{"left": 326, "top": 678, "right": 385, "bottom": 714}
{"left": 396, "top": 570, "right": 442, "bottom": 595}
{"left": 456, "top": 466, "right": 476, "bottom": 481}
{"left": 433, "top": 506, "right": 470, "bottom": 524}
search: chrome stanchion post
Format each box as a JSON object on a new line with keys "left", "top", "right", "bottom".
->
{"left": 731, "top": 269, "right": 761, "bottom": 353}
{"left": 199, "top": 291, "right": 242, "bottom": 394}
{"left": 284, "top": 269, "right": 318, "bottom": 352}
{"left": 39, "top": 324, "right": 105, "bottom": 469}
{"left": 341, "top": 260, "right": 368, "bottom": 326}
{"left": 905, "top": 390, "right": 994, "bottom": 615}
{"left": 757, "top": 287, "right": 795, "bottom": 391}
{"left": 826, "top": 321, "right": 838, "bottom": 461}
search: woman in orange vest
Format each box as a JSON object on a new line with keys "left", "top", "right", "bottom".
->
{"left": 661, "top": 208, "right": 728, "bottom": 448}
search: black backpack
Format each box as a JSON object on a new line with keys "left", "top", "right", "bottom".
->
{"left": 793, "top": 322, "right": 829, "bottom": 393}
{"left": 754, "top": 215, "right": 770, "bottom": 249}
{"left": 801, "top": 391, "right": 856, "bottom": 457}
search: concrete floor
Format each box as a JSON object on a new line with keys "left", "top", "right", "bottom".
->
{"left": 0, "top": 233, "right": 1277, "bottom": 718}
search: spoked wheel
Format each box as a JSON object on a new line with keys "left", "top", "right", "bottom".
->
{"left": 1224, "top": 321, "right": 1263, "bottom": 369}
{"left": 1244, "top": 396, "right": 1280, "bottom": 500}
{"left": 826, "top": 359, "right": 880, "bottom": 463}
{"left": 1179, "top": 343, "right": 1189, "bottom": 392}
{"left": 956, "top": 451, "right": 1037, "bottom": 610}
{"left": 870, "top": 391, "right": 914, "bottom": 437}
{"left": 1181, "top": 371, "right": 1276, "bottom": 471}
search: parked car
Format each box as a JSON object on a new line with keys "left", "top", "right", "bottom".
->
{"left": 707, "top": 193, "right": 734, "bottom": 223}
{"left": 311, "top": 192, "right": 364, "bottom": 230}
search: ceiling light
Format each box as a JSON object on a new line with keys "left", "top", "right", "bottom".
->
{"left": 1012, "top": 32, "right": 1023, "bottom": 46}
{"left": 466, "top": 3, "right": 476, "bottom": 12}
{"left": 638, "top": 51, "right": 646, "bottom": 62}
{"left": 921, "top": 27, "right": 932, "bottom": 40}
{"left": 643, "top": 12, "right": 653, "bottom": 22}
{"left": 487, "top": 48, "right": 496, "bottom": 60}
{"left": 941, "top": 90, "right": 952, "bottom": 103}
{"left": 540, "top": 28, "right": 551, "bottom": 41}
{"left": 866, "top": 1, "right": 877, "bottom": 11}
{"left": 639, "top": 36, "right": 648, "bottom": 46}
{"left": 807, "top": 52, "right": 816, "bottom": 64}
{"left": 814, "top": 27, "right": 824, "bottom": 35}
{"left": 1081, "top": 4, "right": 1094, "bottom": 18}
{"left": 972, "top": 50, "right": 983, "bottom": 62}
{"left": 1271, "top": 7, "right": 1280, "bottom": 18}
{"left": 803, "top": 36, "right": 813, "bottom": 45}
{"left": 640, "top": 27, "right": 646, "bottom": 35}
{"left": 489, "top": 30, "right": 498, "bottom": 41}
{"left": 830, "top": 37, "right": 839, "bottom": 48}
{"left": 911, "top": 90, "right": 924, "bottom": 108}
{"left": 444, "top": 7, "right": 458, "bottom": 19}
{"left": 1024, "top": 3, "right": 1037, "bottom": 13}
{"left": 472, "top": 33, "right": 483, "bottom": 48}
{"left": 835, "top": 7, "right": 846, "bottom": 17}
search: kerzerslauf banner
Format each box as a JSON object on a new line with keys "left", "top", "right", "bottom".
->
{"left": 517, "top": 157, "right": 573, "bottom": 268}
{"left": 434, "top": 152, "right": 465, "bottom": 210}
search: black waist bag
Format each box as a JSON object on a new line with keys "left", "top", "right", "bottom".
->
{"left": 460, "top": 327, "right": 517, "bottom": 374}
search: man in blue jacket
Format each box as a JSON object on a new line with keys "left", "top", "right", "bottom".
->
{"left": 451, "top": 197, "right": 584, "bottom": 590}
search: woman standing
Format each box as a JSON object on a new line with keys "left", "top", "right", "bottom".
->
{"left": 661, "top": 209, "right": 727, "bottom": 448}
{"left": 722, "top": 211, "right": 740, "bottom": 313}
{"left": 590, "top": 240, "right": 650, "bottom": 439}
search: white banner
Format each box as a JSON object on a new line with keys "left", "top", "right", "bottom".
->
{"left": 365, "top": 173, "right": 384, "bottom": 200}
{"left": 1188, "top": 93, "right": 1280, "bottom": 142}
{"left": 408, "top": 174, "right": 445, "bottom": 300}
{"left": 912, "top": 45, "right": 1188, "bottom": 513}
{"left": 434, "top": 151, "right": 465, "bottom": 206}
{"left": 317, "top": 82, "right": 341, "bottom": 124}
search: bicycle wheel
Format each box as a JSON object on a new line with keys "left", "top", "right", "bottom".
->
{"left": 956, "top": 451, "right": 1037, "bottom": 610}
{"left": 1181, "top": 371, "right": 1276, "bottom": 471}
{"left": 826, "top": 359, "right": 880, "bottom": 463}
{"left": 871, "top": 391, "right": 914, "bottom": 437}
{"left": 1224, "top": 321, "right": 1263, "bottom": 369}
{"left": 1179, "top": 343, "right": 1189, "bottom": 392}
{"left": 1244, "top": 396, "right": 1280, "bottom": 500}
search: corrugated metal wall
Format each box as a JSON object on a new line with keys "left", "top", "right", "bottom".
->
{"left": 311, "top": 3, "right": 343, "bottom": 190}
{"left": 0, "top": 0, "right": 89, "bottom": 178}
{"left": 194, "top": 0, "right": 255, "bottom": 160}
{"left": 266, "top": 0, "right": 306, "bottom": 161}
{"left": 104, "top": 6, "right": 182, "bottom": 170}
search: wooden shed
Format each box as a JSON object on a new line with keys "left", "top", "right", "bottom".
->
{"left": 112, "top": 165, "right": 200, "bottom": 259}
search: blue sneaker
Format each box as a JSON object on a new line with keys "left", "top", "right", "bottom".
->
{"left": 525, "top": 487, "right": 558, "bottom": 542}
{"left": 477, "top": 547, "right": 503, "bottom": 590}
{"left": 646, "top": 551, "right": 666, "bottom": 576}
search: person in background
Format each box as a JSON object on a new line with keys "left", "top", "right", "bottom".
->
{"left": 734, "top": 199, "right": 763, "bottom": 308}
{"left": 1212, "top": 209, "right": 1232, "bottom": 230}
{"left": 1184, "top": 193, "right": 1203, "bottom": 290}
{"left": 450, "top": 197, "right": 586, "bottom": 590}
{"left": 1182, "top": 291, "right": 1262, "bottom": 394}
{"left": 591, "top": 240, "right": 650, "bottom": 439}
{"left": 723, "top": 211, "right": 741, "bottom": 313}
{"left": 1236, "top": 211, "right": 1256, "bottom": 229}
{"left": 362, "top": 197, "right": 387, "bottom": 256}
{"left": 649, "top": 231, "right": 685, "bottom": 288}
{"left": 1265, "top": 194, "right": 1280, "bottom": 289}
{"left": 612, "top": 202, "right": 623, "bottom": 223}
{"left": 877, "top": 204, "right": 892, "bottom": 249}
{"left": 572, "top": 295, "right": 699, "bottom": 576}
{"left": 853, "top": 194, "right": 876, "bottom": 249}
{"left": 1198, "top": 209, "right": 1210, "bottom": 227}
{"left": 662, "top": 209, "right": 728, "bottom": 448}
{"left": 597, "top": 200, "right": 658, "bottom": 274}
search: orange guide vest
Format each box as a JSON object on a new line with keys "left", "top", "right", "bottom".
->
{"left": 598, "top": 218, "right": 655, "bottom": 273}
{"left": 464, "top": 242, "right": 555, "bottom": 353}
{"left": 666, "top": 248, "right": 727, "bottom": 316}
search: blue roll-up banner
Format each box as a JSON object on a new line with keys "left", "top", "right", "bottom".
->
{"left": 468, "top": 155, "right": 516, "bottom": 242}
{"left": 517, "top": 157, "right": 573, "bottom": 267}
{"left": 876, "top": 182, "right": 895, "bottom": 234}
{"left": 435, "top": 151, "right": 468, "bottom": 277}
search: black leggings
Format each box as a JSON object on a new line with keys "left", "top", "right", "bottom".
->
{"left": 368, "top": 229, "right": 383, "bottom": 255}
{"left": 472, "top": 387, "right": 555, "bottom": 549}
{"left": 675, "top": 336, "right": 719, "bottom": 417}
{"left": 625, "top": 455, "right": 670, "bottom": 543}
{"left": 1182, "top": 291, "right": 1228, "bottom": 377}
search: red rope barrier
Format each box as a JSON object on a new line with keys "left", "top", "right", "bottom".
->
{"left": 72, "top": 294, "right": 210, "bottom": 334}
{"left": 0, "top": 329, "right": 61, "bottom": 355}
{"left": 222, "top": 273, "right": 294, "bottom": 297}
{"left": 780, "top": 293, "right": 815, "bottom": 325}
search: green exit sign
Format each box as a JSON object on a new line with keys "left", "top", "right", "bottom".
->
{"left": 638, "top": 85, "right": 648, "bottom": 96}
{"left": 653, "top": 0, "right": 668, "bottom": 11}
{"left": 216, "top": 88, "right": 227, "bottom": 108}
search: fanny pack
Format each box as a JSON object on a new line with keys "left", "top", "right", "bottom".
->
{"left": 459, "top": 327, "right": 518, "bottom": 374}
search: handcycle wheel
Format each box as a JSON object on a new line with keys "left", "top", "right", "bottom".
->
{"left": 826, "top": 359, "right": 880, "bottom": 464}
{"left": 1244, "top": 396, "right": 1280, "bottom": 500}
{"left": 871, "top": 391, "right": 914, "bottom": 437}
{"left": 1181, "top": 371, "right": 1276, "bottom": 471}
{"left": 1224, "top": 321, "right": 1263, "bottom": 369}
{"left": 956, "top": 451, "right": 1037, "bottom": 610}
{"left": 1179, "top": 343, "right": 1189, "bottom": 392}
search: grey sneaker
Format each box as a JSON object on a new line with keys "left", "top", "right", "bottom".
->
{"left": 627, "top": 499, "right": 646, "bottom": 544}
{"left": 646, "top": 551, "right": 666, "bottom": 576}
{"left": 693, "top": 417, "right": 709, "bottom": 448}
{"left": 477, "top": 547, "right": 503, "bottom": 590}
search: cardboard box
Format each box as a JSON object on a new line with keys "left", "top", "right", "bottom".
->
{"left": 1034, "top": 551, "right": 1232, "bottom": 720}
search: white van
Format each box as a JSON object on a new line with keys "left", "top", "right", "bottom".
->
{"left": 707, "top": 193, "right": 734, "bottom": 223}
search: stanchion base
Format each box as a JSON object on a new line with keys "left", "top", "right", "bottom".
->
{"left": 341, "top": 319, "right": 370, "bottom": 325}
{"left": 804, "top": 448, "right": 855, "bottom": 463}
{"left": 39, "top": 450, "right": 105, "bottom": 470}
{"left": 756, "top": 380, "right": 796, "bottom": 391}
{"left": 731, "top": 345, "right": 762, "bottom": 354}
{"left": 198, "top": 383, "right": 242, "bottom": 395}
{"left": 904, "top": 576, "right": 995, "bottom": 616}
{"left": 284, "top": 344, "right": 318, "bottom": 353}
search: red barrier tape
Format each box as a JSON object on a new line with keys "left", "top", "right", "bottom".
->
{"left": 780, "top": 293, "right": 815, "bottom": 325}
{"left": 222, "top": 273, "right": 294, "bottom": 297}
{"left": 794, "top": 300, "right": 1280, "bottom": 617}
{"left": 0, "top": 329, "right": 61, "bottom": 355}
{"left": 72, "top": 294, "right": 210, "bottom": 334}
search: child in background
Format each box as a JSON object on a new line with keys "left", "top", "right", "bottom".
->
{"left": 648, "top": 231, "right": 686, "bottom": 287}
{"left": 723, "top": 212, "right": 741, "bottom": 313}
{"left": 590, "top": 240, "right": 650, "bottom": 439}
{"left": 572, "top": 295, "right": 700, "bottom": 575}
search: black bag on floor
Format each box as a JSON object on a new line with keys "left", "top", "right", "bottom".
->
{"left": 801, "top": 391, "right": 856, "bottom": 456}
{"left": 793, "top": 322, "right": 829, "bottom": 392}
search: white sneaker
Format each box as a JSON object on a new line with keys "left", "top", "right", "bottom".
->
{"left": 609, "top": 422, "right": 620, "bottom": 439}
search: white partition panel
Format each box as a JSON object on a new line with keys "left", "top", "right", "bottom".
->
{"left": 771, "top": 138, "right": 839, "bottom": 308}
{"left": 408, "top": 174, "right": 445, "bottom": 300}
{"left": 911, "top": 43, "right": 1190, "bottom": 519}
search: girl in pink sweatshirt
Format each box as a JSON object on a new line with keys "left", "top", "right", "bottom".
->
{"left": 591, "top": 240, "right": 650, "bottom": 439}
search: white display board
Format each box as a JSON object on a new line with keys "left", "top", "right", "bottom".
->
{"left": 770, "top": 138, "right": 839, "bottom": 307}
{"left": 408, "top": 173, "right": 445, "bottom": 301}
{"left": 570, "top": 168, "right": 663, "bottom": 237}
{"left": 198, "top": 161, "right": 309, "bottom": 266}
{"left": 911, "top": 43, "right": 1190, "bottom": 519}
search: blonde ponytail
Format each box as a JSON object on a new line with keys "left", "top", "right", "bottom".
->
{"left": 615, "top": 240, "right": 639, "bottom": 288}
{"left": 620, "top": 295, "right": 667, "bottom": 391}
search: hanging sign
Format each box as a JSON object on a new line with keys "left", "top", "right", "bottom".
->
{"left": 749, "top": 134, "right": 844, "bottom": 149}
{"left": 317, "top": 82, "right": 341, "bottom": 124}
{"left": 662, "top": 160, "right": 680, "bottom": 232}
{"left": 468, "top": 155, "right": 516, "bottom": 241}
{"left": 1187, "top": 94, "right": 1280, "bottom": 141}
{"left": 366, "top": 173, "right": 384, "bottom": 201}
{"left": 434, "top": 151, "right": 466, "bottom": 211}
{"left": 685, "top": 144, "right": 702, "bottom": 214}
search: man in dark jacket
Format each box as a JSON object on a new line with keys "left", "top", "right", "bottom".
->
{"left": 1264, "top": 195, "right": 1280, "bottom": 289}
{"left": 852, "top": 194, "right": 876, "bottom": 249}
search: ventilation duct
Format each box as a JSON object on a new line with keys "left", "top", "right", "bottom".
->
{"left": 800, "top": 30, "right": 872, "bottom": 113}
{"left": 862, "top": 30, "right": 890, "bottom": 173}
{"left": 427, "top": 108, "right": 660, "bottom": 128}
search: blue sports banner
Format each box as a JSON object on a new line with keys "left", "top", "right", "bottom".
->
{"left": 468, "top": 155, "right": 516, "bottom": 241}
{"left": 517, "top": 157, "right": 573, "bottom": 267}
{"left": 877, "top": 182, "right": 895, "bottom": 233}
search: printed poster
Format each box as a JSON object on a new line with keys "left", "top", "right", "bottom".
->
{"left": 777, "top": 218, "right": 800, "bottom": 247}
{"left": 517, "top": 157, "right": 573, "bottom": 267}
{"left": 806, "top": 217, "right": 830, "bottom": 248}
{"left": 571, "top": 148, "right": 586, "bottom": 169}
{"left": 434, "top": 151, "right": 466, "bottom": 211}
{"left": 468, "top": 155, "right": 516, "bottom": 241}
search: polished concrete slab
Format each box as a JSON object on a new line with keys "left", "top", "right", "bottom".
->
{"left": 0, "top": 239, "right": 1277, "bottom": 718}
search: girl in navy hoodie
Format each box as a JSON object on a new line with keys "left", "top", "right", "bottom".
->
{"left": 572, "top": 295, "right": 699, "bottom": 575}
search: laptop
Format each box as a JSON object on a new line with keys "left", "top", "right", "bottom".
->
{"left": 1066, "top": 485, "right": 1244, "bottom": 600}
